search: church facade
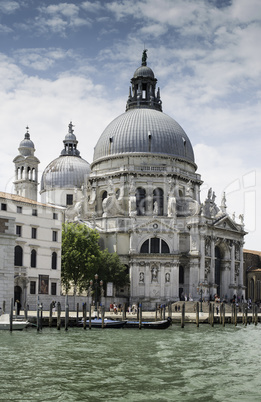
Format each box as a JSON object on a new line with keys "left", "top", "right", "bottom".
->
{"left": 39, "top": 52, "right": 246, "bottom": 309}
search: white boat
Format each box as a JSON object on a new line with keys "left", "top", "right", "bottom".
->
{"left": 0, "top": 314, "right": 29, "bottom": 330}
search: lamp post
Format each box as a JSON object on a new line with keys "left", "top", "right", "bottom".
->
{"left": 94, "top": 274, "right": 98, "bottom": 307}
{"left": 90, "top": 275, "right": 103, "bottom": 311}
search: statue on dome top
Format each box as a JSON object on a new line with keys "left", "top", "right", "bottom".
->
{"left": 142, "top": 49, "right": 148, "bottom": 66}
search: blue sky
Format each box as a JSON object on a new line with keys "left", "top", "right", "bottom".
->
{"left": 0, "top": 0, "right": 261, "bottom": 250}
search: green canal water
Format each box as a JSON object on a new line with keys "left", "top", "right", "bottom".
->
{"left": 0, "top": 324, "right": 261, "bottom": 401}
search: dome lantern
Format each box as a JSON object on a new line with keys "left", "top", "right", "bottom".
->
{"left": 126, "top": 50, "right": 162, "bottom": 112}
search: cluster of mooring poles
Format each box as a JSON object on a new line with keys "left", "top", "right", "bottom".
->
{"left": 179, "top": 301, "right": 259, "bottom": 328}
{"left": 4, "top": 298, "right": 259, "bottom": 331}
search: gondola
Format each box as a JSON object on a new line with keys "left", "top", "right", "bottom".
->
{"left": 125, "top": 317, "right": 172, "bottom": 329}
{"left": 78, "top": 317, "right": 127, "bottom": 328}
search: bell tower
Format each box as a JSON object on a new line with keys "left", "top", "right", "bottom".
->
{"left": 13, "top": 127, "right": 40, "bottom": 201}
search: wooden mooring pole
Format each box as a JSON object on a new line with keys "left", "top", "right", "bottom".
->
{"left": 222, "top": 303, "right": 226, "bottom": 327}
{"left": 181, "top": 302, "right": 185, "bottom": 328}
{"left": 155, "top": 303, "right": 158, "bottom": 321}
{"left": 3, "top": 300, "right": 6, "bottom": 314}
{"left": 255, "top": 306, "right": 258, "bottom": 325}
{"left": 9, "top": 298, "right": 13, "bottom": 332}
{"left": 89, "top": 304, "right": 92, "bottom": 330}
{"left": 65, "top": 295, "right": 69, "bottom": 331}
{"left": 57, "top": 302, "right": 61, "bottom": 330}
{"left": 76, "top": 303, "right": 79, "bottom": 326}
{"left": 234, "top": 304, "right": 237, "bottom": 326}
{"left": 101, "top": 306, "right": 105, "bottom": 329}
{"left": 83, "top": 303, "right": 87, "bottom": 330}
{"left": 49, "top": 302, "right": 53, "bottom": 327}
{"left": 196, "top": 302, "right": 199, "bottom": 327}
{"left": 139, "top": 303, "right": 142, "bottom": 330}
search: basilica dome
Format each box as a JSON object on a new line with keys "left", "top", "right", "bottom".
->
{"left": 40, "top": 122, "right": 90, "bottom": 192}
{"left": 93, "top": 108, "right": 194, "bottom": 163}
{"left": 93, "top": 51, "right": 194, "bottom": 164}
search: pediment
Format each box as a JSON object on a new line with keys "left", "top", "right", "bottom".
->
{"left": 213, "top": 215, "right": 241, "bottom": 232}
{"left": 135, "top": 218, "right": 176, "bottom": 233}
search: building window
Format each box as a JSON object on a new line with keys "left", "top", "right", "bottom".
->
{"left": 39, "top": 275, "right": 49, "bottom": 294}
{"left": 14, "top": 245, "right": 23, "bottom": 266}
{"left": 53, "top": 212, "right": 58, "bottom": 220}
{"left": 52, "top": 231, "right": 57, "bottom": 242}
{"left": 52, "top": 252, "right": 57, "bottom": 269}
{"left": 51, "top": 282, "right": 57, "bottom": 296}
{"left": 136, "top": 187, "right": 146, "bottom": 215}
{"left": 31, "top": 227, "right": 37, "bottom": 239}
{"left": 1, "top": 203, "right": 7, "bottom": 211}
{"left": 153, "top": 188, "right": 164, "bottom": 216}
{"left": 32, "top": 209, "right": 37, "bottom": 216}
{"left": 31, "top": 249, "right": 37, "bottom": 268}
{"left": 66, "top": 194, "right": 73, "bottom": 205}
{"left": 30, "top": 281, "right": 36, "bottom": 294}
{"left": 17, "top": 206, "right": 22, "bottom": 214}
{"left": 16, "top": 225, "right": 22, "bottom": 237}
{"left": 140, "top": 238, "right": 170, "bottom": 254}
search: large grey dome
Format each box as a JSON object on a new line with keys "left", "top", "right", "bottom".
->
{"left": 93, "top": 108, "right": 194, "bottom": 163}
{"left": 41, "top": 155, "right": 90, "bottom": 190}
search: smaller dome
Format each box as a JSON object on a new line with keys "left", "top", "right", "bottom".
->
{"left": 133, "top": 65, "right": 155, "bottom": 79}
{"left": 65, "top": 132, "right": 76, "bottom": 141}
{"left": 19, "top": 128, "right": 35, "bottom": 156}
{"left": 41, "top": 156, "right": 90, "bottom": 190}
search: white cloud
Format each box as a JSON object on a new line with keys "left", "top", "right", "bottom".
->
{"left": 0, "top": 0, "right": 20, "bottom": 14}
{"left": 81, "top": 1, "right": 103, "bottom": 13}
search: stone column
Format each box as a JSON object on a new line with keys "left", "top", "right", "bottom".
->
{"left": 199, "top": 235, "right": 205, "bottom": 283}
{"left": 239, "top": 241, "right": 244, "bottom": 287}
{"left": 172, "top": 261, "right": 179, "bottom": 300}
{"left": 230, "top": 242, "right": 235, "bottom": 285}
{"left": 210, "top": 237, "right": 215, "bottom": 286}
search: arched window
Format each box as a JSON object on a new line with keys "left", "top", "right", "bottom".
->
{"left": 140, "top": 238, "right": 169, "bottom": 254}
{"left": 31, "top": 249, "right": 37, "bottom": 268}
{"left": 52, "top": 252, "right": 57, "bottom": 270}
{"left": 153, "top": 188, "right": 163, "bottom": 215}
{"left": 14, "top": 245, "right": 23, "bottom": 266}
{"left": 136, "top": 187, "right": 146, "bottom": 215}
{"left": 102, "top": 191, "right": 107, "bottom": 201}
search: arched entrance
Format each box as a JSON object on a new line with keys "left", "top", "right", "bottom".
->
{"left": 14, "top": 285, "right": 22, "bottom": 304}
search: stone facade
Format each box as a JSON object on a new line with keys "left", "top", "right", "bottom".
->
{"left": 0, "top": 192, "right": 64, "bottom": 310}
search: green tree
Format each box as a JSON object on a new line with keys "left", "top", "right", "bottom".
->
{"left": 96, "top": 249, "right": 129, "bottom": 294}
{"left": 61, "top": 222, "right": 100, "bottom": 294}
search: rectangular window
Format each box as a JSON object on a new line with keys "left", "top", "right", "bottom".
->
{"left": 32, "top": 209, "right": 37, "bottom": 216}
{"left": 66, "top": 194, "right": 73, "bottom": 206}
{"left": 16, "top": 225, "right": 22, "bottom": 237}
{"left": 39, "top": 275, "right": 49, "bottom": 294}
{"left": 53, "top": 212, "right": 58, "bottom": 220}
{"left": 1, "top": 203, "right": 7, "bottom": 211}
{"left": 31, "top": 227, "right": 37, "bottom": 239}
{"left": 17, "top": 206, "right": 22, "bottom": 213}
{"left": 52, "top": 231, "right": 57, "bottom": 242}
{"left": 51, "top": 282, "right": 57, "bottom": 296}
{"left": 30, "top": 281, "right": 36, "bottom": 295}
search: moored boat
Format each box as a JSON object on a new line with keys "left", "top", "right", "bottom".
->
{"left": 79, "top": 317, "right": 127, "bottom": 328}
{"left": 125, "top": 317, "right": 172, "bottom": 329}
{"left": 0, "top": 314, "right": 29, "bottom": 330}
